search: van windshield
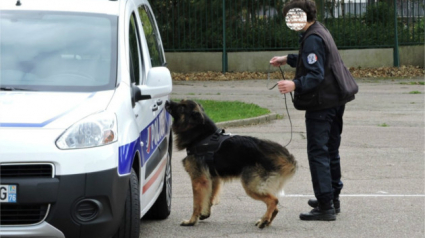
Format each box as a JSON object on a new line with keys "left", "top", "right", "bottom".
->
{"left": 0, "top": 11, "right": 117, "bottom": 92}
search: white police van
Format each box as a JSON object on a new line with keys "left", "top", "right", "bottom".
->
{"left": 0, "top": 0, "right": 173, "bottom": 237}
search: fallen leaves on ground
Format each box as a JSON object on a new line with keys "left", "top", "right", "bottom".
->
{"left": 171, "top": 65, "right": 424, "bottom": 81}
{"left": 349, "top": 65, "right": 424, "bottom": 78}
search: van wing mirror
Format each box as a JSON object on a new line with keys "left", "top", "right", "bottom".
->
{"left": 137, "top": 67, "right": 172, "bottom": 101}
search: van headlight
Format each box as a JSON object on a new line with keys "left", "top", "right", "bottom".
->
{"left": 56, "top": 111, "right": 118, "bottom": 149}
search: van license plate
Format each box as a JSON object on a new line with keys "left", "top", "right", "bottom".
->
{"left": 0, "top": 185, "right": 17, "bottom": 203}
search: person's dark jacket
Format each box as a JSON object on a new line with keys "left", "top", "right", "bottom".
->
{"left": 287, "top": 21, "right": 357, "bottom": 111}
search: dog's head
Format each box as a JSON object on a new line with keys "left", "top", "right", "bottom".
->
{"left": 165, "top": 100, "right": 207, "bottom": 133}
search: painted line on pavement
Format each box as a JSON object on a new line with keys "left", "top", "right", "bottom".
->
{"left": 282, "top": 194, "right": 425, "bottom": 197}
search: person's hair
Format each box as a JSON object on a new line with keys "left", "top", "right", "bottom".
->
{"left": 283, "top": 0, "right": 317, "bottom": 22}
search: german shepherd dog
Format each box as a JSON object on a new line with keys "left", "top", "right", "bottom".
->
{"left": 165, "top": 99, "right": 297, "bottom": 228}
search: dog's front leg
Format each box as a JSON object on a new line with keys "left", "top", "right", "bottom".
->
{"left": 200, "top": 177, "right": 222, "bottom": 220}
{"left": 210, "top": 177, "right": 222, "bottom": 206}
{"left": 181, "top": 175, "right": 211, "bottom": 226}
{"left": 199, "top": 177, "right": 221, "bottom": 220}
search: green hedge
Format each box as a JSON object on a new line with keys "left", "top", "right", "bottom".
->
{"left": 152, "top": 1, "right": 424, "bottom": 51}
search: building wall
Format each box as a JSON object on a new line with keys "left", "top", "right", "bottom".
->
{"left": 166, "top": 45, "right": 424, "bottom": 73}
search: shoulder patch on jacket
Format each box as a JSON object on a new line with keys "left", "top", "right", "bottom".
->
{"left": 307, "top": 53, "right": 317, "bottom": 64}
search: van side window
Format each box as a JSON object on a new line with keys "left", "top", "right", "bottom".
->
{"left": 129, "top": 13, "right": 141, "bottom": 85}
{"left": 138, "top": 6, "right": 164, "bottom": 67}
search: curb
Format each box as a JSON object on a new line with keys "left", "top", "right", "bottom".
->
{"left": 216, "top": 113, "right": 281, "bottom": 128}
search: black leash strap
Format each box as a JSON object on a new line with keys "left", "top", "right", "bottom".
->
{"left": 267, "top": 64, "right": 294, "bottom": 100}
{"left": 267, "top": 64, "right": 293, "bottom": 147}
{"left": 267, "top": 64, "right": 278, "bottom": 90}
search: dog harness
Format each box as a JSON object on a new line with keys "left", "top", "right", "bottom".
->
{"left": 186, "top": 128, "right": 232, "bottom": 175}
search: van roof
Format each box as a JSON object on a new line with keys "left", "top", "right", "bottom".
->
{"left": 0, "top": 0, "right": 121, "bottom": 15}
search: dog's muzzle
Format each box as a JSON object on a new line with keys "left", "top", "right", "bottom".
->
{"left": 165, "top": 100, "right": 172, "bottom": 113}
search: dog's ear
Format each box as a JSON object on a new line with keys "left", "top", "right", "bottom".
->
{"left": 191, "top": 111, "right": 205, "bottom": 125}
{"left": 196, "top": 102, "right": 205, "bottom": 112}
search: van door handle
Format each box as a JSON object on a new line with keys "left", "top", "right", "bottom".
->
{"left": 152, "top": 104, "right": 158, "bottom": 111}
{"left": 156, "top": 99, "right": 163, "bottom": 106}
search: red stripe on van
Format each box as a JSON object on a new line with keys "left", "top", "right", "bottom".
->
{"left": 142, "top": 159, "right": 166, "bottom": 194}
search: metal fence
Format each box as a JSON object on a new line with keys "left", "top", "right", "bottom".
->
{"left": 326, "top": 1, "right": 425, "bottom": 17}
{"left": 152, "top": 0, "right": 424, "bottom": 53}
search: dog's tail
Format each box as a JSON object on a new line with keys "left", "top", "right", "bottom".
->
{"left": 278, "top": 152, "right": 297, "bottom": 182}
{"left": 275, "top": 152, "right": 297, "bottom": 198}
{"left": 257, "top": 139, "right": 298, "bottom": 176}
{"left": 257, "top": 140, "right": 298, "bottom": 195}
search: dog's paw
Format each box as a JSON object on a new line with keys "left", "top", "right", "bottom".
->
{"left": 255, "top": 219, "right": 261, "bottom": 226}
{"left": 255, "top": 219, "right": 271, "bottom": 229}
{"left": 180, "top": 220, "right": 196, "bottom": 226}
{"left": 212, "top": 198, "right": 220, "bottom": 205}
{"left": 199, "top": 213, "right": 210, "bottom": 220}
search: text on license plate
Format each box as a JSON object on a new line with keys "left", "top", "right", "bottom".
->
{"left": 0, "top": 185, "right": 17, "bottom": 203}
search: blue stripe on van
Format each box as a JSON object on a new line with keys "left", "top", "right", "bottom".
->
{"left": 118, "top": 109, "right": 171, "bottom": 175}
{"left": 118, "top": 137, "right": 141, "bottom": 175}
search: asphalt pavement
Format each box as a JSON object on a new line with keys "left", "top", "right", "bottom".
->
{"left": 140, "top": 78, "right": 424, "bottom": 238}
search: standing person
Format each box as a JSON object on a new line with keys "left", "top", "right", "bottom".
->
{"left": 270, "top": 0, "right": 357, "bottom": 221}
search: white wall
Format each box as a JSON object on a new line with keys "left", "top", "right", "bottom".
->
{"left": 166, "top": 45, "right": 424, "bottom": 73}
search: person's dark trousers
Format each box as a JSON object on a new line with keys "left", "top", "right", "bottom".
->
{"left": 305, "top": 105, "right": 345, "bottom": 209}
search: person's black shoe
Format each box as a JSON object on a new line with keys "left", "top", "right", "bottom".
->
{"left": 299, "top": 207, "right": 336, "bottom": 221}
{"left": 308, "top": 198, "right": 340, "bottom": 214}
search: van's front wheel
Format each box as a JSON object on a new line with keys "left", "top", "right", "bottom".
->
{"left": 113, "top": 168, "right": 140, "bottom": 238}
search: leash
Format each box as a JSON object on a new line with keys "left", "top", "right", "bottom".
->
{"left": 267, "top": 64, "right": 293, "bottom": 147}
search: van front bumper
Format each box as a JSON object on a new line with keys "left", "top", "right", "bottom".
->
{"left": 0, "top": 168, "right": 129, "bottom": 238}
{"left": 0, "top": 222, "right": 65, "bottom": 238}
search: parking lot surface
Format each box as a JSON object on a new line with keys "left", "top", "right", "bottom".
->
{"left": 141, "top": 78, "right": 424, "bottom": 238}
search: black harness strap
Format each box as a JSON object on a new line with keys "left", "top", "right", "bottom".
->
{"left": 186, "top": 129, "right": 232, "bottom": 175}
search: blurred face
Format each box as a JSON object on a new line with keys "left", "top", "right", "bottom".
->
{"left": 285, "top": 8, "right": 307, "bottom": 31}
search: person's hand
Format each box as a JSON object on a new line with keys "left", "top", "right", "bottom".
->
{"left": 277, "top": 80, "right": 295, "bottom": 94}
{"left": 269, "top": 56, "right": 288, "bottom": 67}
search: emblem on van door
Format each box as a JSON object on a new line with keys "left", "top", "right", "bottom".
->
{"left": 144, "top": 109, "right": 168, "bottom": 155}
